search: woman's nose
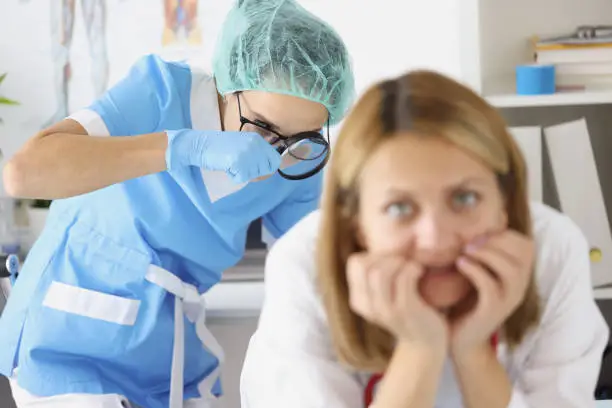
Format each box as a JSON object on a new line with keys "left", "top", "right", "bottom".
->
{"left": 411, "top": 212, "right": 460, "bottom": 262}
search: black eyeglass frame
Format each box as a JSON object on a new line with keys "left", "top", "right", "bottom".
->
{"left": 236, "top": 92, "right": 331, "bottom": 181}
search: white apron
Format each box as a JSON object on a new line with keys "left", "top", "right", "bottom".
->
{"left": 9, "top": 264, "right": 225, "bottom": 408}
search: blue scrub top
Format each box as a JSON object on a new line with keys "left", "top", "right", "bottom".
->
{"left": 0, "top": 54, "right": 323, "bottom": 408}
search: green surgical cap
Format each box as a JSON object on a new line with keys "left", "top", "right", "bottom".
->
{"left": 212, "top": 0, "right": 355, "bottom": 125}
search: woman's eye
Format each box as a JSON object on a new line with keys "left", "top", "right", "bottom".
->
{"left": 252, "top": 126, "right": 270, "bottom": 137}
{"left": 452, "top": 190, "right": 479, "bottom": 209}
{"left": 385, "top": 202, "right": 414, "bottom": 218}
{"left": 245, "top": 124, "right": 272, "bottom": 139}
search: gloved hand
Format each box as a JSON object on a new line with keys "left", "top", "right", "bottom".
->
{"left": 165, "top": 129, "right": 282, "bottom": 183}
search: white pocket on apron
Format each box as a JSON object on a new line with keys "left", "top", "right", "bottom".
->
{"left": 9, "top": 376, "right": 131, "bottom": 408}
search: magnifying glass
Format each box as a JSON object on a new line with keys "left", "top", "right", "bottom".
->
{"left": 275, "top": 131, "right": 330, "bottom": 180}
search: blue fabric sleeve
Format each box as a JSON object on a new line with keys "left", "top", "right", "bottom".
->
{"left": 262, "top": 172, "right": 324, "bottom": 239}
{"left": 88, "top": 54, "right": 180, "bottom": 136}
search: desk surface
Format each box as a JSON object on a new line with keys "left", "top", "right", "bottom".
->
{"left": 222, "top": 249, "right": 265, "bottom": 282}
{"left": 205, "top": 281, "right": 264, "bottom": 319}
{"left": 204, "top": 250, "right": 266, "bottom": 319}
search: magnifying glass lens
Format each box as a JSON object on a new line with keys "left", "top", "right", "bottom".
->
{"left": 278, "top": 134, "right": 329, "bottom": 180}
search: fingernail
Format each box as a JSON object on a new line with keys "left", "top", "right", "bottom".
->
{"left": 456, "top": 256, "right": 468, "bottom": 267}
{"left": 465, "top": 235, "right": 488, "bottom": 252}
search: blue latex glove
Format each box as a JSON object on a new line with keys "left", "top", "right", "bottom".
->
{"left": 165, "top": 129, "right": 282, "bottom": 183}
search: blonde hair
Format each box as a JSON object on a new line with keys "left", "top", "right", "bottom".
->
{"left": 317, "top": 70, "right": 541, "bottom": 373}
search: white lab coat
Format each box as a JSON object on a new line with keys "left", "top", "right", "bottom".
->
{"left": 240, "top": 202, "right": 609, "bottom": 407}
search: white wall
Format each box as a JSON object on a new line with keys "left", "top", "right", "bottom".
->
{"left": 0, "top": 1, "right": 467, "bottom": 406}
{"left": 0, "top": 0, "right": 468, "bottom": 194}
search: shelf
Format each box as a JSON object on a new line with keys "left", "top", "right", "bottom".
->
{"left": 204, "top": 281, "right": 264, "bottom": 319}
{"left": 205, "top": 251, "right": 266, "bottom": 319}
{"left": 222, "top": 249, "right": 265, "bottom": 282}
{"left": 470, "top": 0, "right": 612, "bottom": 106}
{"left": 204, "top": 283, "right": 612, "bottom": 319}
{"left": 486, "top": 89, "right": 612, "bottom": 109}
{"left": 594, "top": 287, "right": 612, "bottom": 301}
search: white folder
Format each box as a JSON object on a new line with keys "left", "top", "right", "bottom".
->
{"left": 509, "top": 126, "right": 543, "bottom": 202}
{"left": 544, "top": 118, "right": 612, "bottom": 287}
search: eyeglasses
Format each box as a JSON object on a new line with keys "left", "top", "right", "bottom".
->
{"left": 236, "top": 93, "right": 330, "bottom": 181}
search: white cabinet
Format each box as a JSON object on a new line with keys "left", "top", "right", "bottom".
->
{"left": 460, "top": 0, "right": 612, "bottom": 107}
{"left": 458, "top": 1, "right": 612, "bottom": 294}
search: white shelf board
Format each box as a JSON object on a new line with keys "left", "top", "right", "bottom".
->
{"left": 475, "top": 0, "right": 612, "bottom": 107}
{"left": 594, "top": 287, "right": 612, "bottom": 301}
{"left": 203, "top": 284, "right": 612, "bottom": 319}
{"left": 487, "top": 89, "right": 612, "bottom": 109}
{"left": 204, "top": 281, "right": 264, "bottom": 319}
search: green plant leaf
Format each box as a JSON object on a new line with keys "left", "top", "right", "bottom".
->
{"left": 0, "top": 97, "right": 19, "bottom": 105}
{"left": 0, "top": 73, "right": 19, "bottom": 114}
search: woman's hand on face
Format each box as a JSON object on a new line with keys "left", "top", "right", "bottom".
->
{"left": 346, "top": 253, "right": 449, "bottom": 354}
{"left": 449, "top": 230, "right": 534, "bottom": 357}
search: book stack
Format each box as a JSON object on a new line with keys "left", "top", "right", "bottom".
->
{"left": 533, "top": 25, "right": 612, "bottom": 91}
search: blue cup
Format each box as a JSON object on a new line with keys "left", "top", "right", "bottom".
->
{"left": 516, "top": 64, "right": 556, "bottom": 95}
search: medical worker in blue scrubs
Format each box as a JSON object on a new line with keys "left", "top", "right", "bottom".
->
{"left": 0, "top": 0, "right": 355, "bottom": 406}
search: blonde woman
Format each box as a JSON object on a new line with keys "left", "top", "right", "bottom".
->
{"left": 240, "top": 71, "right": 609, "bottom": 407}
